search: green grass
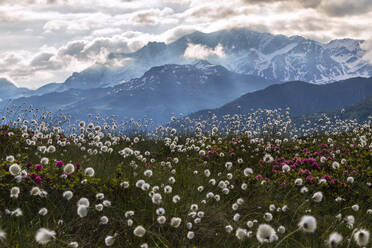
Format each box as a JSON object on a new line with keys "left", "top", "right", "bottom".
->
{"left": 0, "top": 124, "right": 371, "bottom": 247}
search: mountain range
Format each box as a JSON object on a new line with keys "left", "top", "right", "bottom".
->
{"left": 3, "top": 61, "right": 275, "bottom": 123}
{"left": 109, "top": 28, "right": 372, "bottom": 84}
{"left": 1, "top": 28, "right": 372, "bottom": 125}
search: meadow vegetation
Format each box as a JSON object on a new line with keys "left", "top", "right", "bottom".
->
{"left": 0, "top": 107, "right": 371, "bottom": 247}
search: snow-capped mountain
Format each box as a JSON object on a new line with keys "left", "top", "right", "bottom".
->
{"left": 111, "top": 28, "right": 372, "bottom": 84}
{"left": 3, "top": 28, "right": 372, "bottom": 101}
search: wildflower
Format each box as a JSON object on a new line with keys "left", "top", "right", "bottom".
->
{"left": 157, "top": 216, "right": 166, "bottom": 224}
{"left": 125, "top": 211, "right": 134, "bottom": 218}
{"left": 190, "top": 204, "right": 198, "bottom": 211}
{"left": 345, "top": 215, "right": 355, "bottom": 227}
{"left": 68, "top": 241, "right": 79, "bottom": 247}
{"left": 63, "top": 191, "right": 73, "bottom": 200}
{"left": 241, "top": 183, "right": 248, "bottom": 190}
{"left": 127, "top": 219, "right": 133, "bottom": 226}
{"left": 35, "top": 164, "right": 43, "bottom": 171}
{"left": 225, "top": 162, "right": 233, "bottom": 170}
{"left": 347, "top": 177, "right": 354, "bottom": 184}
{"left": 282, "top": 164, "right": 290, "bottom": 172}
{"left": 172, "top": 195, "right": 180, "bottom": 203}
{"left": 312, "top": 192, "right": 323, "bottom": 202}
{"left": 55, "top": 160, "right": 64, "bottom": 167}
{"left": 40, "top": 157, "right": 49, "bottom": 165}
{"left": 225, "top": 225, "right": 233, "bottom": 233}
{"left": 120, "top": 181, "right": 130, "bottom": 188}
{"left": 77, "top": 205, "right": 88, "bottom": 218}
{"left": 235, "top": 228, "right": 247, "bottom": 240}
{"left": 95, "top": 204, "right": 103, "bottom": 211}
{"left": 30, "top": 187, "right": 41, "bottom": 196}
{"left": 105, "top": 235, "right": 116, "bottom": 246}
{"left": 77, "top": 198, "right": 90, "bottom": 207}
{"left": 9, "top": 164, "right": 21, "bottom": 176}
{"left": 278, "top": 226, "right": 286, "bottom": 234}
{"left": 102, "top": 200, "right": 111, "bottom": 207}
{"left": 298, "top": 216, "right": 317, "bottom": 233}
{"left": 263, "top": 154, "right": 274, "bottom": 163}
{"left": 326, "top": 232, "right": 343, "bottom": 247}
{"left": 63, "top": 163, "right": 75, "bottom": 174}
{"left": 152, "top": 193, "right": 162, "bottom": 205}
{"left": 247, "top": 221, "right": 254, "bottom": 228}
{"left": 10, "top": 187, "right": 20, "bottom": 198}
{"left": 294, "top": 178, "right": 303, "bottom": 186}
{"left": 144, "top": 170, "right": 152, "bottom": 177}
{"left": 9, "top": 208, "right": 23, "bottom": 216}
{"left": 133, "top": 225, "right": 146, "bottom": 237}
{"left": 170, "top": 217, "right": 182, "bottom": 228}
{"left": 6, "top": 155, "right": 15, "bottom": 162}
{"left": 269, "top": 204, "right": 275, "bottom": 211}
{"left": 300, "top": 186, "right": 309, "bottom": 194}
{"left": 233, "top": 213, "right": 240, "bottom": 222}
{"left": 164, "top": 185, "right": 172, "bottom": 194}
{"left": 187, "top": 231, "right": 195, "bottom": 240}
{"left": 354, "top": 229, "right": 370, "bottom": 247}
{"left": 84, "top": 167, "right": 95, "bottom": 177}
{"left": 96, "top": 193, "right": 104, "bottom": 200}
{"left": 332, "top": 162, "right": 340, "bottom": 170}
{"left": 0, "top": 228, "right": 6, "bottom": 241}
{"left": 264, "top": 212, "right": 273, "bottom": 222}
{"left": 256, "top": 224, "right": 277, "bottom": 244}
{"left": 352, "top": 204, "right": 359, "bottom": 212}
{"left": 99, "top": 216, "right": 109, "bottom": 225}
{"left": 38, "top": 208, "right": 48, "bottom": 216}
{"left": 243, "top": 168, "right": 253, "bottom": 177}
{"left": 35, "top": 228, "right": 56, "bottom": 245}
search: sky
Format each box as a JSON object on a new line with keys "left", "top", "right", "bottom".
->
{"left": 1, "top": 0, "right": 372, "bottom": 89}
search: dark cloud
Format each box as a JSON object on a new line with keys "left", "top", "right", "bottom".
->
{"left": 242, "top": 0, "right": 321, "bottom": 8}
{"left": 131, "top": 12, "right": 158, "bottom": 25}
{"left": 30, "top": 52, "right": 62, "bottom": 70}
{"left": 189, "top": 5, "right": 238, "bottom": 19}
{"left": 321, "top": 0, "right": 372, "bottom": 17}
{"left": 130, "top": 8, "right": 174, "bottom": 26}
{"left": 242, "top": 0, "right": 372, "bottom": 16}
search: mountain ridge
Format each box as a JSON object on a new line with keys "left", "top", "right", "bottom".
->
{"left": 188, "top": 77, "right": 372, "bottom": 120}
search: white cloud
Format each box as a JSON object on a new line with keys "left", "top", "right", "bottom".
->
{"left": 184, "top": 43, "right": 226, "bottom": 60}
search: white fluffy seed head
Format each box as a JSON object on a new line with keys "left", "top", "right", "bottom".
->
{"left": 133, "top": 225, "right": 146, "bottom": 237}
{"left": 77, "top": 205, "right": 88, "bottom": 218}
{"left": 84, "top": 167, "right": 95, "bottom": 177}
{"left": 298, "top": 215, "right": 317, "bottom": 233}
{"left": 77, "top": 197, "right": 90, "bottom": 207}
{"left": 256, "top": 224, "right": 277, "bottom": 244}
{"left": 170, "top": 217, "right": 182, "bottom": 228}
{"left": 235, "top": 228, "right": 247, "bottom": 240}
{"left": 63, "top": 163, "right": 75, "bottom": 174}
{"left": 326, "top": 232, "right": 343, "bottom": 247}
{"left": 63, "top": 191, "right": 73, "bottom": 200}
{"left": 187, "top": 231, "right": 195, "bottom": 240}
{"left": 354, "top": 229, "right": 370, "bottom": 247}
{"left": 9, "top": 164, "right": 21, "bottom": 176}
{"left": 35, "top": 228, "right": 56, "bottom": 245}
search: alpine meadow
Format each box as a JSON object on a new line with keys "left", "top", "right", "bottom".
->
{"left": 0, "top": 0, "right": 371, "bottom": 247}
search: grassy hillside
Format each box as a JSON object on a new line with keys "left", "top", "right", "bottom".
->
{"left": 0, "top": 111, "right": 371, "bottom": 247}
